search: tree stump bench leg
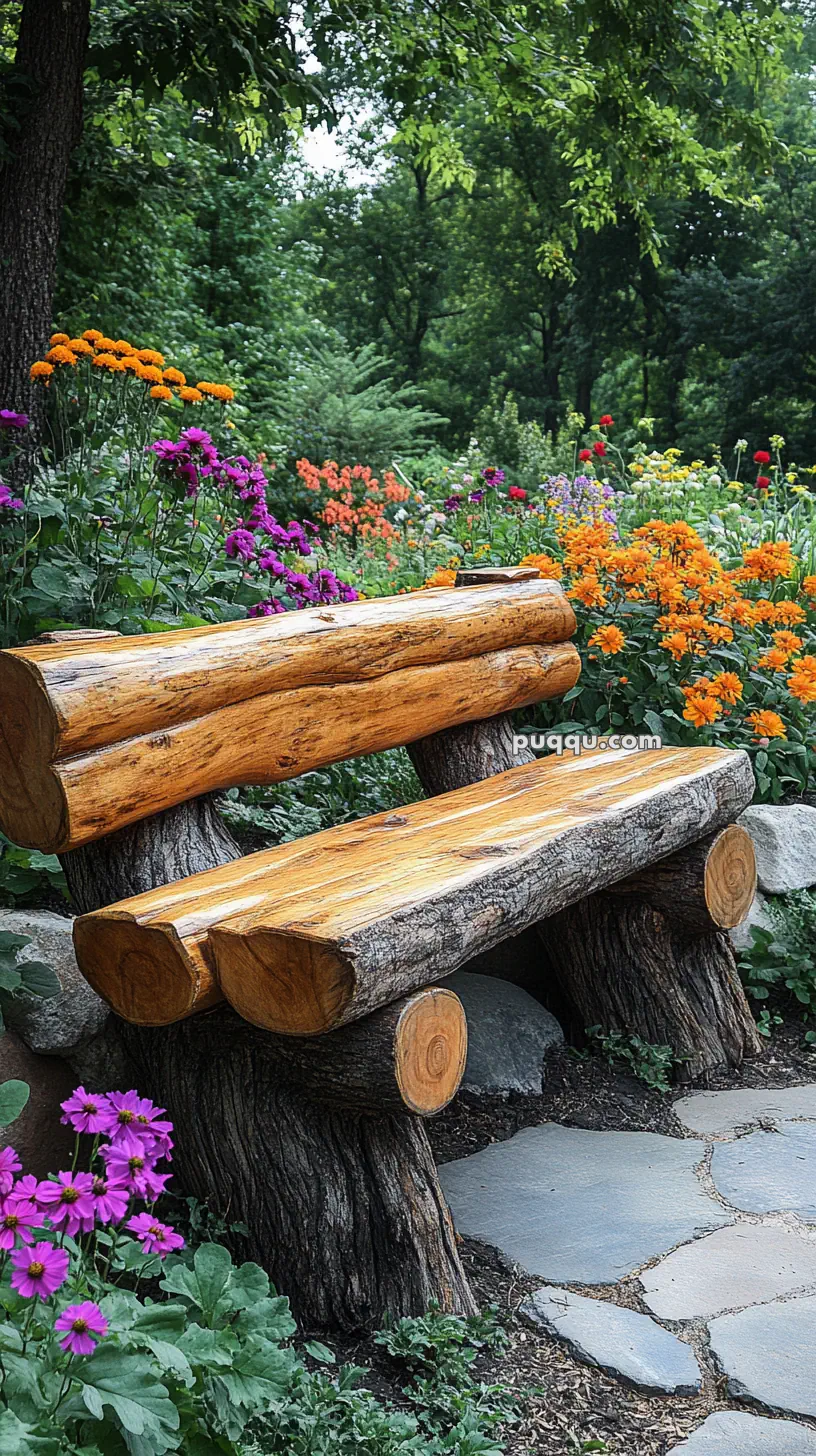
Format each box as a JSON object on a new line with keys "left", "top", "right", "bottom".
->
{"left": 61, "top": 796, "right": 476, "bottom": 1330}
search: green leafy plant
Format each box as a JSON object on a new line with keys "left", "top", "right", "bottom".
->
{"left": 0, "top": 930, "right": 61, "bottom": 1034}
{"left": 738, "top": 890, "right": 816, "bottom": 1028}
{"left": 0, "top": 834, "right": 67, "bottom": 908}
{"left": 586, "top": 1026, "right": 686, "bottom": 1093}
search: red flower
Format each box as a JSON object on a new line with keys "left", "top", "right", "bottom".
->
{"left": 756, "top": 475, "right": 771, "bottom": 490}
{"left": 754, "top": 450, "right": 771, "bottom": 465}
{"left": 599, "top": 414, "right": 614, "bottom": 428}
{"left": 578, "top": 448, "right": 592, "bottom": 462}
{"left": 508, "top": 485, "right": 527, "bottom": 501}
{"left": 593, "top": 441, "right": 606, "bottom": 457}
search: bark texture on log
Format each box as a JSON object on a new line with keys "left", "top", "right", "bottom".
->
{"left": 63, "top": 801, "right": 475, "bottom": 1329}
{"left": 535, "top": 894, "right": 763, "bottom": 1080}
{"left": 609, "top": 824, "right": 757, "bottom": 936}
{"left": 407, "top": 711, "right": 534, "bottom": 796}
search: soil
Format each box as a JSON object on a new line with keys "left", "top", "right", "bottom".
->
{"left": 326, "top": 1015, "right": 816, "bottom": 1455}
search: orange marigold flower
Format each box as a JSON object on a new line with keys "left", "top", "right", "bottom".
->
{"left": 178, "top": 386, "right": 204, "bottom": 404}
{"left": 111, "top": 339, "right": 135, "bottom": 354}
{"left": 518, "top": 551, "right": 563, "bottom": 580}
{"left": 29, "top": 361, "right": 54, "bottom": 382}
{"left": 422, "top": 568, "right": 457, "bottom": 589}
{"left": 92, "top": 353, "right": 125, "bottom": 372}
{"left": 67, "top": 338, "right": 94, "bottom": 356}
{"left": 773, "top": 630, "right": 804, "bottom": 653}
{"left": 788, "top": 655, "right": 816, "bottom": 703}
{"left": 136, "top": 349, "right": 166, "bottom": 366}
{"left": 137, "top": 364, "right": 163, "bottom": 384}
{"left": 150, "top": 385, "right": 173, "bottom": 401}
{"left": 741, "top": 541, "right": 796, "bottom": 581}
{"left": 661, "top": 630, "right": 691, "bottom": 661}
{"left": 82, "top": 329, "right": 103, "bottom": 343}
{"left": 162, "top": 368, "right": 186, "bottom": 386}
{"left": 45, "top": 345, "right": 76, "bottom": 366}
{"left": 757, "top": 648, "right": 790, "bottom": 672}
{"left": 122, "top": 357, "right": 141, "bottom": 373}
{"left": 709, "top": 672, "right": 743, "bottom": 704}
{"left": 747, "top": 710, "right": 786, "bottom": 740}
{"left": 49, "top": 332, "right": 70, "bottom": 346}
{"left": 196, "top": 381, "right": 236, "bottom": 402}
{"left": 588, "top": 624, "right": 625, "bottom": 654}
{"left": 774, "top": 600, "right": 807, "bottom": 625}
{"left": 569, "top": 574, "right": 607, "bottom": 609}
{"left": 802, "top": 575, "right": 816, "bottom": 598}
{"left": 683, "top": 693, "right": 720, "bottom": 728}
{"left": 96, "top": 337, "right": 117, "bottom": 352}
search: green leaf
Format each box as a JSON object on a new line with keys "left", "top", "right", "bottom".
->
{"left": 17, "top": 962, "right": 61, "bottom": 999}
{"left": 0, "top": 1080, "right": 30, "bottom": 1127}
{"left": 72, "top": 1348, "right": 179, "bottom": 1444}
{"left": 642, "top": 710, "right": 665, "bottom": 737}
{"left": 304, "top": 1340, "right": 336, "bottom": 1364}
{"left": 228, "top": 1261, "right": 269, "bottom": 1310}
{"left": 0, "top": 933, "right": 32, "bottom": 954}
{"left": 562, "top": 684, "right": 584, "bottom": 701}
{"left": 30, "top": 565, "right": 76, "bottom": 600}
{"left": 0, "top": 1410, "right": 59, "bottom": 1454}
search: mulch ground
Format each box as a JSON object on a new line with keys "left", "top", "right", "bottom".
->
{"left": 329, "top": 1017, "right": 816, "bottom": 1455}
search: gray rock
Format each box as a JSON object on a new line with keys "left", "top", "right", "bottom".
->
{"left": 670, "top": 1411, "right": 816, "bottom": 1453}
{"left": 729, "top": 892, "right": 775, "bottom": 953}
{"left": 739, "top": 805, "right": 816, "bottom": 894}
{"left": 439, "top": 1123, "right": 730, "bottom": 1284}
{"left": 521, "top": 1285, "right": 701, "bottom": 1395}
{"left": 711, "top": 1124, "right": 816, "bottom": 1220}
{"left": 641, "top": 1224, "right": 816, "bottom": 1321}
{"left": 674, "top": 1085, "right": 816, "bottom": 1136}
{"left": 708, "top": 1294, "right": 816, "bottom": 1418}
{"left": 0, "top": 909, "right": 109, "bottom": 1054}
{"left": 0, "top": 1028, "right": 76, "bottom": 1177}
{"left": 444, "top": 972, "right": 562, "bottom": 1095}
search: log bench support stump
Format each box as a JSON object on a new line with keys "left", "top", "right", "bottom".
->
{"left": 60, "top": 797, "right": 476, "bottom": 1331}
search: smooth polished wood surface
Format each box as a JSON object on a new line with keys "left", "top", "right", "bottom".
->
{"left": 0, "top": 580, "right": 578, "bottom": 852}
{"left": 73, "top": 745, "right": 755, "bottom": 1028}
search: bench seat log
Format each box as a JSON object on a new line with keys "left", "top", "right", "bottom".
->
{"left": 0, "top": 581, "right": 576, "bottom": 852}
{"left": 72, "top": 746, "right": 756, "bottom": 1034}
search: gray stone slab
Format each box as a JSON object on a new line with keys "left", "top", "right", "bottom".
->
{"left": 670, "top": 1411, "right": 816, "bottom": 1454}
{"left": 439, "top": 1123, "right": 729, "bottom": 1284}
{"left": 445, "top": 971, "right": 563, "bottom": 1095}
{"left": 674, "top": 1085, "right": 816, "bottom": 1136}
{"left": 708, "top": 1295, "right": 816, "bottom": 1418}
{"left": 642, "top": 1224, "right": 816, "bottom": 1320}
{"left": 521, "top": 1285, "right": 701, "bottom": 1394}
{"left": 739, "top": 804, "right": 816, "bottom": 893}
{"left": 711, "top": 1125, "right": 816, "bottom": 1220}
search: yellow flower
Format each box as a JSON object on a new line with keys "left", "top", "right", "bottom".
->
{"left": 150, "top": 385, "right": 174, "bottom": 401}
{"left": 178, "top": 386, "right": 203, "bottom": 404}
{"left": 29, "top": 361, "right": 54, "bottom": 382}
{"left": 588, "top": 624, "right": 626, "bottom": 654}
{"left": 45, "top": 345, "right": 76, "bottom": 366}
{"left": 196, "top": 381, "right": 236, "bottom": 402}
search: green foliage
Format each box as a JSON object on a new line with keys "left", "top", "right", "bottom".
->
{"left": 586, "top": 1026, "right": 686, "bottom": 1093}
{"left": 0, "top": 931, "right": 60, "bottom": 1037}
{"left": 0, "top": 836, "right": 66, "bottom": 909}
{"left": 0, "top": 1080, "right": 29, "bottom": 1127}
{"left": 738, "top": 890, "right": 816, "bottom": 1033}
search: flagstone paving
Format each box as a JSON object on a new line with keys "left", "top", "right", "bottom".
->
{"left": 439, "top": 1083, "right": 816, "bottom": 1444}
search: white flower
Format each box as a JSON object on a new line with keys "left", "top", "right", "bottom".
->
{"left": 736, "top": 438, "right": 748, "bottom": 451}
{"left": 394, "top": 508, "right": 407, "bottom": 523}
{"left": 708, "top": 473, "right": 721, "bottom": 485}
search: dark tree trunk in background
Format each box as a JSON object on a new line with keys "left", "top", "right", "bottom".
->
{"left": 0, "top": 0, "right": 91, "bottom": 416}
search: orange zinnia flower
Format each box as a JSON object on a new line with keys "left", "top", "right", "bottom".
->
{"left": 683, "top": 694, "right": 720, "bottom": 727}
{"left": 518, "top": 552, "right": 563, "bottom": 580}
{"left": 757, "top": 648, "right": 790, "bottom": 672}
{"left": 588, "top": 625, "right": 626, "bottom": 654}
{"left": 747, "top": 710, "right": 786, "bottom": 740}
{"left": 709, "top": 672, "right": 743, "bottom": 704}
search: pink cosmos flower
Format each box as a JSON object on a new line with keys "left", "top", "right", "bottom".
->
{"left": 0, "top": 1146, "right": 21, "bottom": 1196}
{"left": 100, "top": 1142, "right": 169, "bottom": 1200}
{"left": 106, "top": 1091, "right": 173, "bottom": 1157}
{"left": 10, "top": 1241, "right": 69, "bottom": 1298}
{"left": 0, "top": 1194, "right": 43, "bottom": 1250}
{"left": 90, "top": 1174, "right": 129, "bottom": 1225}
{"left": 126, "top": 1213, "right": 185, "bottom": 1257}
{"left": 13, "top": 1174, "right": 42, "bottom": 1203}
{"left": 37, "top": 1171, "right": 96, "bottom": 1236}
{"left": 60, "top": 1087, "right": 113, "bottom": 1136}
{"left": 54, "top": 1300, "right": 108, "bottom": 1355}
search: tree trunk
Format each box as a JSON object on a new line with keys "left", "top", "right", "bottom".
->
{"left": 407, "top": 711, "right": 534, "bottom": 797}
{"left": 0, "top": 0, "right": 91, "bottom": 418}
{"left": 60, "top": 795, "right": 476, "bottom": 1330}
{"left": 535, "top": 893, "right": 763, "bottom": 1081}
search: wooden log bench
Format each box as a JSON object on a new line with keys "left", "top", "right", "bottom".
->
{"left": 0, "top": 572, "right": 762, "bottom": 1329}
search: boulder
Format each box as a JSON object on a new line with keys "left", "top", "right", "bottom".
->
{"left": 729, "top": 891, "right": 775, "bottom": 953}
{"left": 0, "top": 1029, "right": 75, "bottom": 1177}
{"left": 739, "top": 805, "right": 816, "bottom": 894}
{"left": 0, "top": 909, "right": 109, "bottom": 1054}
{"left": 444, "top": 971, "right": 563, "bottom": 1095}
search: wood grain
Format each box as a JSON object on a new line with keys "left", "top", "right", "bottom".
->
{"left": 73, "top": 745, "right": 755, "bottom": 1029}
{"left": 10, "top": 641, "right": 579, "bottom": 852}
{"left": 609, "top": 824, "right": 757, "bottom": 935}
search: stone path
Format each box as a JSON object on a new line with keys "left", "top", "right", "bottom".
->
{"left": 439, "top": 1083, "right": 816, "bottom": 1452}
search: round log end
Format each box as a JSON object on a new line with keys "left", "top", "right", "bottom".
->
{"left": 705, "top": 823, "right": 757, "bottom": 929}
{"left": 72, "top": 916, "right": 219, "bottom": 1025}
{"left": 394, "top": 988, "right": 468, "bottom": 1115}
{"left": 0, "top": 654, "right": 66, "bottom": 852}
{"left": 212, "top": 927, "right": 355, "bottom": 1035}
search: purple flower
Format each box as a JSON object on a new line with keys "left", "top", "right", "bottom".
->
{"left": 443, "top": 494, "right": 463, "bottom": 513}
{"left": 126, "top": 1213, "right": 185, "bottom": 1257}
{"left": 467, "top": 489, "right": 485, "bottom": 504}
{"left": 0, "top": 1147, "right": 21, "bottom": 1196}
{"left": 37, "top": 1171, "right": 96, "bottom": 1236}
{"left": 10, "top": 1241, "right": 69, "bottom": 1299}
{"left": 55, "top": 1300, "right": 108, "bottom": 1355}
{"left": 0, "top": 1194, "right": 43, "bottom": 1250}
{"left": 482, "top": 467, "right": 505, "bottom": 488}
{"left": 225, "top": 528, "right": 257, "bottom": 562}
{"left": 248, "top": 598, "right": 286, "bottom": 616}
{"left": 105, "top": 1090, "right": 173, "bottom": 1159}
{"left": 0, "top": 409, "right": 29, "bottom": 429}
{"left": 100, "top": 1141, "right": 170, "bottom": 1200}
{"left": 0, "top": 482, "right": 24, "bottom": 511}
{"left": 13, "top": 1173, "right": 41, "bottom": 1203}
{"left": 91, "top": 1174, "right": 129, "bottom": 1225}
{"left": 60, "top": 1087, "right": 113, "bottom": 1136}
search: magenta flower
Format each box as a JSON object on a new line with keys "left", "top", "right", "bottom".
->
{"left": 106, "top": 1090, "right": 173, "bottom": 1159}
{"left": 0, "top": 409, "right": 29, "bottom": 429}
{"left": 90, "top": 1174, "right": 129, "bottom": 1225}
{"left": 55, "top": 1300, "right": 108, "bottom": 1355}
{"left": 100, "top": 1142, "right": 170, "bottom": 1201}
{"left": 60, "top": 1087, "right": 113, "bottom": 1136}
{"left": 13, "top": 1173, "right": 42, "bottom": 1203}
{"left": 0, "top": 1194, "right": 43, "bottom": 1250}
{"left": 10, "top": 1241, "right": 69, "bottom": 1298}
{"left": 126, "top": 1213, "right": 185, "bottom": 1257}
{"left": 0, "top": 483, "right": 24, "bottom": 511}
{"left": 0, "top": 1146, "right": 21, "bottom": 1196}
{"left": 37, "top": 1171, "right": 96, "bottom": 1236}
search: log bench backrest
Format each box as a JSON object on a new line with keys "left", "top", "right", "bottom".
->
{"left": 0, "top": 577, "right": 579, "bottom": 853}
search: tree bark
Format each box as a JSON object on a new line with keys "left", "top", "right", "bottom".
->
{"left": 61, "top": 796, "right": 476, "bottom": 1330}
{"left": 535, "top": 893, "right": 763, "bottom": 1081}
{"left": 0, "top": 0, "right": 91, "bottom": 418}
{"left": 609, "top": 824, "right": 757, "bottom": 937}
{"left": 407, "top": 711, "right": 534, "bottom": 796}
